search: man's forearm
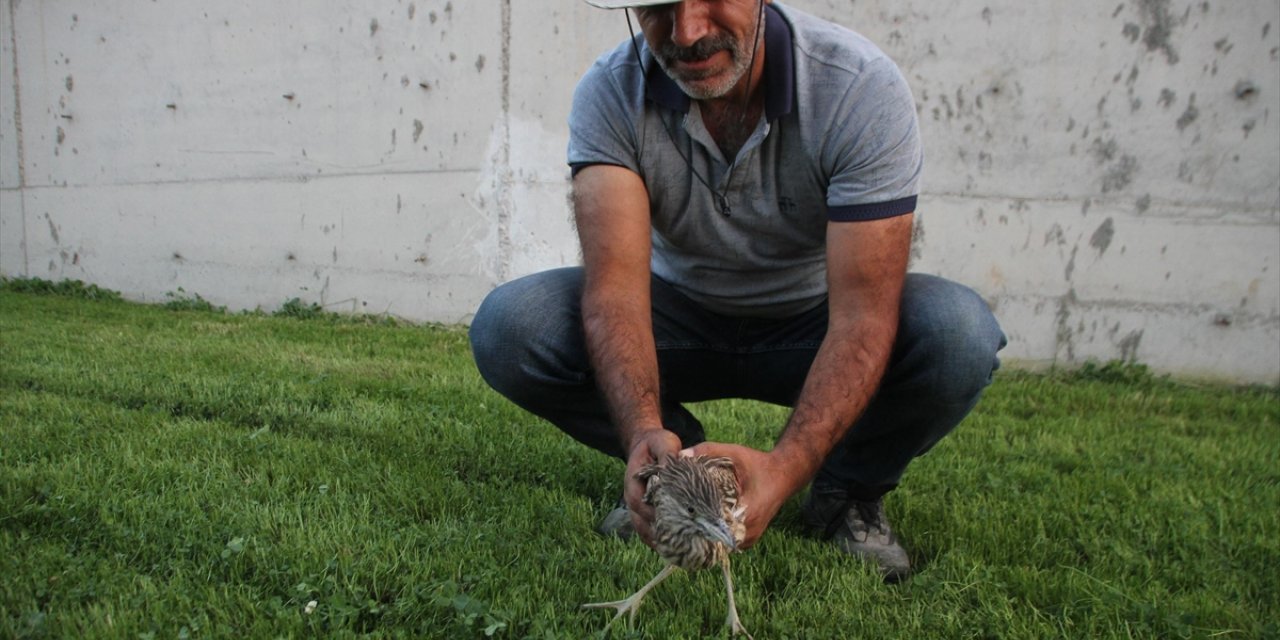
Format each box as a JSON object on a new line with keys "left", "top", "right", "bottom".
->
{"left": 572, "top": 165, "right": 664, "bottom": 455}
{"left": 770, "top": 314, "right": 898, "bottom": 496}
{"left": 765, "top": 215, "right": 913, "bottom": 496}
{"left": 581, "top": 288, "right": 665, "bottom": 453}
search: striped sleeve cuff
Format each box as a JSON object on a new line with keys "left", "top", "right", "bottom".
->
{"left": 828, "top": 195, "right": 917, "bottom": 222}
{"left": 569, "top": 161, "right": 631, "bottom": 177}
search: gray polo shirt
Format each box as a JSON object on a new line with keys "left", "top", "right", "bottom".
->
{"left": 568, "top": 2, "right": 922, "bottom": 318}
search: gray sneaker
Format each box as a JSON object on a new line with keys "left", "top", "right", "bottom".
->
{"left": 803, "top": 487, "right": 912, "bottom": 583}
{"left": 596, "top": 499, "right": 636, "bottom": 540}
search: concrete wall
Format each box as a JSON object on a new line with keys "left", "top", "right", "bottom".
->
{"left": 2, "top": 0, "right": 1277, "bottom": 384}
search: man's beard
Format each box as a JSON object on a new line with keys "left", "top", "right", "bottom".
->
{"left": 653, "top": 32, "right": 754, "bottom": 100}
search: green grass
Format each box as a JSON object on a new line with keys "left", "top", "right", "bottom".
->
{"left": 1, "top": 284, "right": 1277, "bottom": 639}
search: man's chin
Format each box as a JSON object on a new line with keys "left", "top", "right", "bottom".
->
{"left": 677, "top": 82, "right": 736, "bottom": 101}
{"left": 672, "top": 73, "right": 736, "bottom": 101}
{"left": 668, "top": 54, "right": 752, "bottom": 101}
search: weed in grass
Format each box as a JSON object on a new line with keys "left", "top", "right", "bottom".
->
{"left": 164, "top": 288, "right": 227, "bottom": 314}
{"left": 0, "top": 276, "right": 123, "bottom": 301}
{"left": 1067, "top": 359, "right": 1157, "bottom": 386}
{"left": 267, "top": 296, "right": 403, "bottom": 326}
{"left": 0, "top": 283, "right": 1276, "bottom": 639}
{"left": 274, "top": 297, "right": 328, "bottom": 321}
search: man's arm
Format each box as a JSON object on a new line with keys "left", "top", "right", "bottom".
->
{"left": 693, "top": 213, "right": 914, "bottom": 547}
{"left": 573, "top": 163, "right": 683, "bottom": 545}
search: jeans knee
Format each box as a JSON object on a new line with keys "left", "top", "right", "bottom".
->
{"left": 469, "top": 287, "right": 513, "bottom": 392}
{"left": 894, "top": 274, "right": 1006, "bottom": 401}
{"left": 468, "top": 268, "right": 587, "bottom": 399}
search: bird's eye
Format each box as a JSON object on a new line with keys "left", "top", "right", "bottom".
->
{"left": 687, "top": 507, "right": 696, "bottom": 516}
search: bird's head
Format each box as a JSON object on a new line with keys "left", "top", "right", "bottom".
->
{"left": 700, "top": 512, "right": 740, "bottom": 551}
{"left": 656, "top": 458, "right": 739, "bottom": 551}
{"left": 666, "top": 489, "right": 738, "bottom": 550}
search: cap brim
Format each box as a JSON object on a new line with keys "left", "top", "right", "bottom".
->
{"left": 583, "top": 0, "right": 672, "bottom": 8}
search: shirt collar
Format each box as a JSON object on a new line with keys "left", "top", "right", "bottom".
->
{"left": 645, "top": 4, "right": 794, "bottom": 120}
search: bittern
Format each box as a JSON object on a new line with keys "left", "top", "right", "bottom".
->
{"left": 583, "top": 454, "right": 753, "bottom": 638}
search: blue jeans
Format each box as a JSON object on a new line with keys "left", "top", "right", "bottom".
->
{"left": 469, "top": 268, "right": 1006, "bottom": 500}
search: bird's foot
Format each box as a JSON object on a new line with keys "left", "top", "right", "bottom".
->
{"left": 719, "top": 559, "right": 753, "bottom": 639}
{"left": 725, "top": 609, "right": 754, "bottom": 639}
{"left": 581, "top": 591, "right": 646, "bottom": 633}
{"left": 582, "top": 565, "right": 677, "bottom": 635}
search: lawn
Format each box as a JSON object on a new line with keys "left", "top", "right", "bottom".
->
{"left": 1, "top": 282, "right": 1277, "bottom": 639}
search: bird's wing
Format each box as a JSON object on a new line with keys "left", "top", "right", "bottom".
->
{"left": 699, "top": 457, "right": 747, "bottom": 545}
{"left": 637, "top": 462, "right": 663, "bottom": 505}
{"left": 700, "top": 457, "right": 740, "bottom": 502}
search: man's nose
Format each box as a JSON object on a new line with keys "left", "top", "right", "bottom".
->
{"left": 670, "top": 1, "right": 714, "bottom": 48}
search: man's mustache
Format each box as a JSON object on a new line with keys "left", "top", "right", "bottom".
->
{"left": 657, "top": 35, "right": 737, "bottom": 63}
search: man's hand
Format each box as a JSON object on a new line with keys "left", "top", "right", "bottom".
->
{"left": 624, "top": 428, "right": 684, "bottom": 547}
{"left": 687, "top": 441, "right": 801, "bottom": 548}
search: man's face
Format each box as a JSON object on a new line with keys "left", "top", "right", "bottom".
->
{"left": 634, "top": 0, "right": 766, "bottom": 101}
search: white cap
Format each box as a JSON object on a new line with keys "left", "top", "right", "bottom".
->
{"left": 583, "top": 0, "right": 673, "bottom": 8}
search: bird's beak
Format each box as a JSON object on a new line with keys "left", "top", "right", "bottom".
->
{"left": 702, "top": 519, "right": 737, "bottom": 550}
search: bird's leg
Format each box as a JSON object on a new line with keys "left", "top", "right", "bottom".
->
{"left": 720, "top": 557, "right": 753, "bottom": 639}
{"left": 582, "top": 564, "right": 678, "bottom": 633}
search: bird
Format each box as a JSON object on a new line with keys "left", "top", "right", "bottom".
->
{"left": 583, "top": 454, "right": 753, "bottom": 639}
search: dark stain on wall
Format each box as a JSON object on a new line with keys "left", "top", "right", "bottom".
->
{"left": 1092, "top": 138, "right": 1139, "bottom": 193}
{"left": 1090, "top": 217, "right": 1116, "bottom": 255}
{"left": 1175, "top": 93, "right": 1199, "bottom": 131}
{"left": 1135, "top": 0, "right": 1182, "bottom": 64}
